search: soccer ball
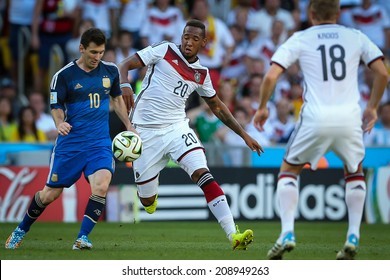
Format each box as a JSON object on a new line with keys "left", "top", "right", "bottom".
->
{"left": 112, "top": 131, "right": 142, "bottom": 162}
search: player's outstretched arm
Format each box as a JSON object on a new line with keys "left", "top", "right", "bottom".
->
{"left": 363, "top": 58, "right": 389, "bottom": 133}
{"left": 204, "top": 95, "right": 264, "bottom": 155}
{"left": 253, "top": 63, "right": 284, "bottom": 131}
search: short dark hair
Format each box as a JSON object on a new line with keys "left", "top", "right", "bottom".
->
{"left": 309, "top": 0, "right": 340, "bottom": 22}
{"left": 185, "top": 19, "right": 206, "bottom": 38}
{"left": 80, "top": 28, "right": 106, "bottom": 48}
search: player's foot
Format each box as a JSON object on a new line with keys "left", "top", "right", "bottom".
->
{"left": 144, "top": 194, "right": 158, "bottom": 214}
{"left": 267, "top": 231, "right": 296, "bottom": 260}
{"left": 72, "top": 235, "right": 93, "bottom": 250}
{"left": 336, "top": 234, "right": 359, "bottom": 260}
{"left": 231, "top": 225, "right": 254, "bottom": 250}
{"left": 5, "top": 227, "right": 26, "bottom": 249}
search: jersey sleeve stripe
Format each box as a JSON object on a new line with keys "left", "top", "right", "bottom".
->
{"left": 50, "top": 61, "right": 74, "bottom": 90}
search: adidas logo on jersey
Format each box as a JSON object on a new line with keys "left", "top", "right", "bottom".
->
{"left": 172, "top": 59, "right": 178, "bottom": 65}
{"left": 74, "top": 83, "right": 83, "bottom": 89}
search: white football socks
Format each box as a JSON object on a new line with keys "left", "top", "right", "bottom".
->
{"left": 208, "top": 195, "right": 236, "bottom": 240}
{"left": 277, "top": 176, "right": 299, "bottom": 242}
{"left": 345, "top": 180, "right": 366, "bottom": 239}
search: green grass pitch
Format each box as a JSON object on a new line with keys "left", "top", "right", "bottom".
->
{"left": 1, "top": 221, "right": 389, "bottom": 260}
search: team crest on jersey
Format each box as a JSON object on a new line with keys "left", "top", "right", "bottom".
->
{"left": 102, "top": 77, "right": 111, "bottom": 88}
{"left": 194, "top": 71, "right": 201, "bottom": 83}
{"left": 50, "top": 92, "right": 57, "bottom": 104}
{"left": 51, "top": 173, "right": 58, "bottom": 182}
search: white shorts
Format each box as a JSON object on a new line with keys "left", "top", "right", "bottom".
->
{"left": 285, "top": 121, "right": 364, "bottom": 173}
{"left": 132, "top": 119, "right": 207, "bottom": 183}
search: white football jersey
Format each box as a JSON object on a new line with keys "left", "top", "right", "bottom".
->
{"left": 272, "top": 24, "right": 383, "bottom": 126}
{"left": 132, "top": 42, "right": 216, "bottom": 125}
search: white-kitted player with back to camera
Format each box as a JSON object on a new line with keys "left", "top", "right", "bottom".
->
{"left": 254, "top": 0, "right": 388, "bottom": 260}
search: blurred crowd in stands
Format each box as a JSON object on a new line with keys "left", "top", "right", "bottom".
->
{"left": 0, "top": 0, "right": 389, "bottom": 155}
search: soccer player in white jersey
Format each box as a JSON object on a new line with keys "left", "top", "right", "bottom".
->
{"left": 119, "top": 19, "right": 263, "bottom": 250}
{"left": 254, "top": 0, "right": 388, "bottom": 260}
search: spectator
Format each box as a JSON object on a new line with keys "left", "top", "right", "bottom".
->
{"left": 248, "top": 0, "right": 296, "bottom": 42}
{"left": 66, "top": 18, "right": 95, "bottom": 62}
{"left": 140, "top": 0, "right": 186, "bottom": 48}
{"left": 78, "top": 0, "right": 119, "bottom": 43}
{"left": 263, "top": 97, "right": 296, "bottom": 144}
{"left": 192, "top": 99, "right": 223, "bottom": 143}
{"left": 239, "top": 73, "right": 277, "bottom": 126}
{"left": 242, "top": 57, "right": 265, "bottom": 85}
{"left": 245, "top": 19, "right": 284, "bottom": 73}
{"left": 338, "top": 0, "right": 362, "bottom": 26}
{"left": 290, "top": 81, "right": 304, "bottom": 121}
{"left": 115, "top": 30, "right": 139, "bottom": 84}
{"left": 348, "top": 0, "right": 390, "bottom": 53}
{"left": 216, "top": 106, "right": 250, "bottom": 166}
{"left": 226, "top": 0, "right": 257, "bottom": 27}
{"left": 218, "top": 79, "right": 238, "bottom": 113}
{"left": 7, "top": 0, "right": 37, "bottom": 86}
{"left": 376, "top": 0, "right": 390, "bottom": 22}
{"left": 190, "top": 0, "right": 235, "bottom": 91}
{"left": 28, "top": 91, "right": 57, "bottom": 141}
{"left": 31, "top": 0, "right": 78, "bottom": 93}
{"left": 208, "top": 0, "right": 233, "bottom": 22}
{"left": 0, "top": 77, "right": 21, "bottom": 119}
{"left": 220, "top": 24, "right": 249, "bottom": 80}
{"left": 0, "top": 96, "right": 17, "bottom": 141}
{"left": 102, "top": 45, "right": 116, "bottom": 63}
{"left": 118, "top": 0, "right": 151, "bottom": 50}
{"left": 216, "top": 106, "right": 269, "bottom": 166}
{"left": 273, "top": 62, "right": 303, "bottom": 103}
{"left": 9, "top": 105, "right": 47, "bottom": 142}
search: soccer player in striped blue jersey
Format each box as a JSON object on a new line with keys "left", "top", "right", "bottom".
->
{"left": 5, "top": 28, "right": 134, "bottom": 250}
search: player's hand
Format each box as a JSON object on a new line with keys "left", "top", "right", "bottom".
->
{"left": 121, "top": 87, "right": 135, "bottom": 113}
{"left": 127, "top": 125, "right": 139, "bottom": 136}
{"left": 244, "top": 135, "right": 264, "bottom": 156}
{"left": 253, "top": 108, "right": 269, "bottom": 131}
{"left": 362, "top": 107, "right": 378, "bottom": 133}
{"left": 57, "top": 122, "right": 72, "bottom": 136}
